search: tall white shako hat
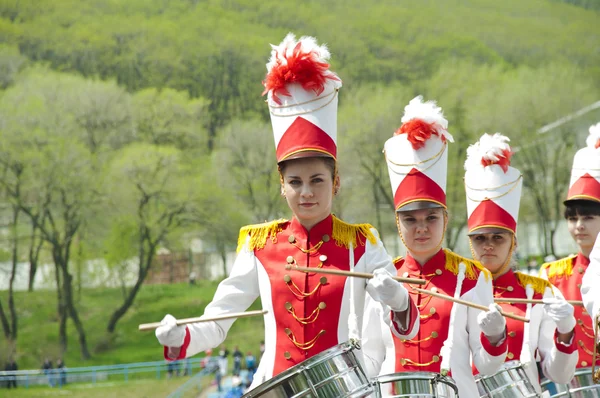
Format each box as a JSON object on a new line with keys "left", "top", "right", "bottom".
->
{"left": 384, "top": 96, "right": 454, "bottom": 212}
{"left": 565, "top": 122, "right": 600, "bottom": 204}
{"left": 262, "top": 33, "right": 342, "bottom": 163}
{"left": 464, "top": 133, "right": 523, "bottom": 235}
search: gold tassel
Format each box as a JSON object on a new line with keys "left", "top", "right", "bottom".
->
{"left": 515, "top": 272, "right": 552, "bottom": 295}
{"left": 237, "top": 219, "right": 288, "bottom": 252}
{"left": 541, "top": 255, "right": 577, "bottom": 278}
{"left": 444, "top": 249, "right": 491, "bottom": 281}
{"left": 332, "top": 215, "right": 377, "bottom": 248}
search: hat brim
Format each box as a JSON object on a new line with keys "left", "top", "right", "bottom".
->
{"left": 563, "top": 197, "right": 600, "bottom": 206}
{"left": 467, "top": 227, "right": 513, "bottom": 236}
{"left": 396, "top": 201, "right": 445, "bottom": 212}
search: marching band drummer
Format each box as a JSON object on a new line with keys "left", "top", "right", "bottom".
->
{"left": 542, "top": 122, "right": 600, "bottom": 370}
{"left": 464, "top": 133, "right": 577, "bottom": 393}
{"left": 382, "top": 96, "right": 509, "bottom": 398}
{"left": 153, "top": 33, "right": 419, "bottom": 390}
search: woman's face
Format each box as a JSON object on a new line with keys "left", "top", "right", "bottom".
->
{"left": 469, "top": 232, "right": 513, "bottom": 273}
{"left": 397, "top": 207, "right": 445, "bottom": 256}
{"left": 567, "top": 214, "right": 600, "bottom": 255}
{"left": 281, "top": 158, "right": 339, "bottom": 229}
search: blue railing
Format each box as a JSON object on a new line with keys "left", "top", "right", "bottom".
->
{"left": 166, "top": 367, "right": 216, "bottom": 398}
{"left": 0, "top": 357, "right": 206, "bottom": 389}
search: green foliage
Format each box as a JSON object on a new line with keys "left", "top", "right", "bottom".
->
{"left": 0, "top": 282, "right": 263, "bottom": 371}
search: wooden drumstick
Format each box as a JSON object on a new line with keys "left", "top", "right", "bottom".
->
{"left": 494, "top": 298, "right": 584, "bottom": 306}
{"left": 412, "top": 287, "right": 530, "bottom": 323}
{"left": 138, "top": 310, "right": 268, "bottom": 332}
{"left": 285, "top": 265, "right": 427, "bottom": 285}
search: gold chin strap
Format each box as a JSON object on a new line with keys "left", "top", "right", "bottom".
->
{"left": 593, "top": 313, "right": 600, "bottom": 383}
{"left": 395, "top": 210, "right": 448, "bottom": 257}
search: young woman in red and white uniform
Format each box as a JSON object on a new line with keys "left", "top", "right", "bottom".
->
{"left": 153, "top": 33, "right": 418, "bottom": 390}
{"left": 464, "top": 133, "right": 577, "bottom": 394}
{"left": 379, "top": 97, "right": 509, "bottom": 398}
{"left": 565, "top": 123, "right": 600, "bottom": 367}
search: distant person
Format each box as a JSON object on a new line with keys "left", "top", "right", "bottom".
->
{"left": 42, "top": 358, "right": 54, "bottom": 387}
{"left": 4, "top": 358, "right": 17, "bottom": 389}
{"left": 225, "top": 376, "right": 244, "bottom": 398}
{"left": 56, "top": 358, "right": 67, "bottom": 387}
{"left": 258, "top": 341, "right": 264, "bottom": 359}
{"left": 189, "top": 271, "right": 196, "bottom": 286}
{"left": 245, "top": 352, "right": 256, "bottom": 375}
{"left": 232, "top": 346, "right": 243, "bottom": 376}
{"left": 527, "top": 257, "right": 539, "bottom": 276}
{"left": 218, "top": 345, "right": 229, "bottom": 376}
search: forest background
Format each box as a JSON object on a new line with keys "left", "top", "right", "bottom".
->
{"left": 0, "top": 0, "right": 599, "bottom": 369}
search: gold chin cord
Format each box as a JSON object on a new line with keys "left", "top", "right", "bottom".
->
{"left": 594, "top": 313, "right": 600, "bottom": 383}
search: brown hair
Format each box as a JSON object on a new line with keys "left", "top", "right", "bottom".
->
{"left": 278, "top": 157, "right": 337, "bottom": 181}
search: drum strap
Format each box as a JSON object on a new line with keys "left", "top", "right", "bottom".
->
{"left": 440, "top": 263, "right": 466, "bottom": 373}
{"left": 348, "top": 242, "right": 360, "bottom": 342}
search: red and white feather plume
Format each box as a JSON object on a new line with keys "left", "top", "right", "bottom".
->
{"left": 465, "top": 133, "right": 513, "bottom": 173}
{"left": 586, "top": 122, "right": 600, "bottom": 149}
{"left": 394, "top": 96, "right": 454, "bottom": 150}
{"left": 262, "top": 33, "right": 341, "bottom": 105}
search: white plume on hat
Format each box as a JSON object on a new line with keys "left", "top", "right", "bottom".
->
{"left": 266, "top": 33, "right": 331, "bottom": 71}
{"left": 464, "top": 133, "right": 512, "bottom": 171}
{"left": 586, "top": 122, "right": 600, "bottom": 149}
{"left": 400, "top": 96, "right": 454, "bottom": 143}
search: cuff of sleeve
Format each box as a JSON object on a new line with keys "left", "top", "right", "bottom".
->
{"left": 163, "top": 327, "right": 190, "bottom": 361}
{"left": 554, "top": 329, "right": 577, "bottom": 354}
{"left": 391, "top": 297, "right": 418, "bottom": 336}
{"left": 480, "top": 329, "right": 508, "bottom": 356}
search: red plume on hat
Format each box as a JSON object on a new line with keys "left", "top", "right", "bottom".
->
{"left": 394, "top": 96, "right": 454, "bottom": 150}
{"left": 262, "top": 33, "right": 341, "bottom": 105}
{"left": 464, "top": 133, "right": 513, "bottom": 173}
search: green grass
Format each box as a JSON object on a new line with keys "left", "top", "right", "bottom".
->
{"left": 0, "top": 281, "right": 264, "bottom": 371}
{"left": 2, "top": 378, "right": 198, "bottom": 397}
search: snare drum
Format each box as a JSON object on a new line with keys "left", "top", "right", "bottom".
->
{"left": 541, "top": 367, "right": 600, "bottom": 397}
{"left": 475, "top": 361, "right": 539, "bottom": 397}
{"left": 372, "top": 372, "right": 458, "bottom": 398}
{"left": 242, "top": 341, "right": 372, "bottom": 398}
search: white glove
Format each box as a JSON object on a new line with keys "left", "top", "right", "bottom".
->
{"left": 544, "top": 297, "right": 576, "bottom": 334}
{"left": 477, "top": 304, "right": 506, "bottom": 337}
{"left": 366, "top": 268, "right": 409, "bottom": 311}
{"left": 155, "top": 314, "right": 186, "bottom": 347}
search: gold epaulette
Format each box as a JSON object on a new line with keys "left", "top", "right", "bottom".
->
{"left": 393, "top": 256, "right": 403, "bottom": 265}
{"left": 443, "top": 249, "right": 491, "bottom": 281}
{"left": 331, "top": 215, "right": 377, "bottom": 248}
{"left": 515, "top": 272, "right": 553, "bottom": 295}
{"left": 540, "top": 255, "right": 577, "bottom": 278}
{"left": 236, "top": 219, "right": 288, "bottom": 252}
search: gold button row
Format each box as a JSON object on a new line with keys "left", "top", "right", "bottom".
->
{"left": 507, "top": 352, "right": 514, "bottom": 359}
{"left": 288, "top": 234, "right": 330, "bottom": 243}
{"left": 508, "top": 331, "right": 516, "bottom": 337}
{"left": 582, "top": 361, "right": 588, "bottom": 367}
{"left": 285, "top": 301, "right": 326, "bottom": 310}
{"left": 286, "top": 254, "right": 328, "bottom": 264}
{"left": 283, "top": 275, "right": 328, "bottom": 284}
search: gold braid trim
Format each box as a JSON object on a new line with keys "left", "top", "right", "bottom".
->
{"left": 331, "top": 215, "right": 377, "bottom": 248}
{"left": 515, "top": 272, "right": 553, "bottom": 295}
{"left": 444, "top": 249, "right": 491, "bottom": 282}
{"left": 393, "top": 256, "right": 404, "bottom": 265}
{"left": 541, "top": 255, "right": 577, "bottom": 278}
{"left": 236, "top": 219, "right": 288, "bottom": 252}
